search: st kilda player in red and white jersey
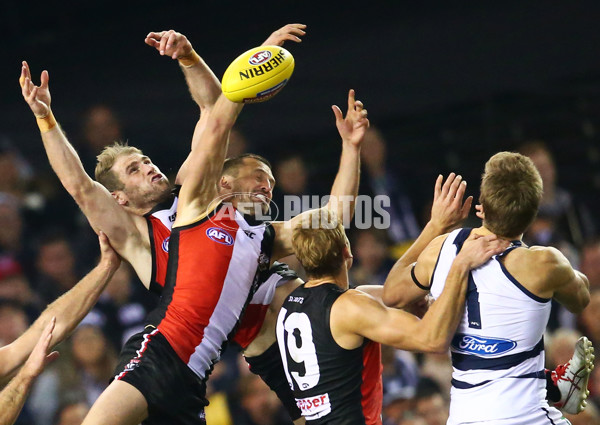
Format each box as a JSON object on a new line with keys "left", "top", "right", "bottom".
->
{"left": 79, "top": 67, "right": 369, "bottom": 425}
{"left": 24, "top": 25, "right": 311, "bottom": 425}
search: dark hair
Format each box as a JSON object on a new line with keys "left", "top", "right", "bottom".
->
{"left": 222, "top": 153, "right": 271, "bottom": 177}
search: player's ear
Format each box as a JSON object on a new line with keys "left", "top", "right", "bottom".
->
{"left": 112, "top": 191, "right": 128, "bottom": 206}
{"left": 219, "top": 175, "right": 232, "bottom": 191}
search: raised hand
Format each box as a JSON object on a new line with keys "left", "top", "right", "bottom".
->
{"left": 145, "top": 30, "right": 194, "bottom": 60}
{"left": 20, "top": 61, "right": 51, "bottom": 118}
{"left": 455, "top": 233, "right": 509, "bottom": 270}
{"left": 20, "top": 317, "right": 60, "bottom": 380}
{"left": 430, "top": 173, "right": 473, "bottom": 232}
{"left": 262, "top": 23, "right": 307, "bottom": 46}
{"left": 332, "top": 89, "right": 370, "bottom": 147}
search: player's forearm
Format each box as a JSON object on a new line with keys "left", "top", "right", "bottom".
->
{"left": 327, "top": 144, "right": 360, "bottom": 224}
{"left": 179, "top": 59, "right": 221, "bottom": 113}
{"left": 4, "top": 261, "right": 116, "bottom": 377}
{"left": 416, "top": 262, "right": 469, "bottom": 352}
{"left": 382, "top": 222, "right": 445, "bottom": 306}
{"left": 41, "top": 261, "right": 117, "bottom": 345}
{"left": 0, "top": 368, "right": 35, "bottom": 425}
{"left": 40, "top": 123, "right": 94, "bottom": 197}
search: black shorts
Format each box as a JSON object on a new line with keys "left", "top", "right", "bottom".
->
{"left": 114, "top": 327, "right": 208, "bottom": 425}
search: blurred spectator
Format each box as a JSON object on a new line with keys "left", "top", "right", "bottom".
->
{"left": 519, "top": 141, "right": 596, "bottom": 251}
{"left": 226, "top": 128, "right": 250, "bottom": 159}
{"left": 229, "top": 374, "right": 292, "bottom": 425}
{"left": 349, "top": 228, "right": 395, "bottom": 287}
{"left": 419, "top": 352, "right": 453, "bottom": 396}
{"left": 578, "top": 289, "right": 600, "bottom": 347}
{"left": 79, "top": 105, "right": 123, "bottom": 174}
{"left": 0, "top": 272, "right": 38, "bottom": 312}
{"left": 0, "top": 300, "right": 29, "bottom": 349}
{"left": 414, "top": 377, "right": 449, "bottom": 425}
{"left": 29, "top": 324, "right": 117, "bottom": 425}
{"left": 360, "top": 127, "right": 421, "bottom": 256}
{"left": 272, "top": 153, "right": 315, "bottom": 215}
{"left": 33, "top": 232, "right": 81, "bottom": 305}
{"left": 381, "top": 345, "right": 419, "bottom": 401}
{"left": 82, "top": 263, "right": 152, "bottom": 349}
{"left": 0, "top": 194, "right": 35, "bottom": 276}
{"left": 546, "top": 328, "right": 582, "bottom": 367}
{"left": 53, "top": 401, "right": 89, "bottom": 425}
{"left": 382, "top": 386, "right": 415, "bottom": 425}
{"left": 580, "top": 238, "right": 600, "bottom": 290}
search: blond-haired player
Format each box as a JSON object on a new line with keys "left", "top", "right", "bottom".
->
{"left": 276, "top": 208, "right": 507, "bottom": 424}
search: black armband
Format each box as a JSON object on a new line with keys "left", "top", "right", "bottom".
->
{"left": 411, "top": 263, "right": 431, "bottom": 290}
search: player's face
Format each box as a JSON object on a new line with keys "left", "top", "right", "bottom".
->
{"left": 229, "top": 158, "right": 275, "bottom": 216}
{"left": 112, "top": 153, "right": 170, "bottom": 209}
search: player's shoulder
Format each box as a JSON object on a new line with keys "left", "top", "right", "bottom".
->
{"left": 523, "top": 245, "right": 569, "bottom": 268}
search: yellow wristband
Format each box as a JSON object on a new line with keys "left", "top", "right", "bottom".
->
{"left": 178, "top": 50, "right": 201, "bottom": 67}
{"left": 36, "top": 111, "right": 57, "bottom": 133}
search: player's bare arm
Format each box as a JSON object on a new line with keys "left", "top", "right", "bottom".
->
{"left": 243, "top": 278, "right": 304, "bottom": 357}
{"left": 174, "top": 93, "right": 244, "bottom": 226}
{"left": 0, "top": 232, "right": 120, "bottom": 379}
{"left": 19, "top": 62, "right": 153, "bottom": 285}
{"left": 145, "top": 25, "right": 307, "bottom": 185}
{"left": 382, "top": 173, "right": 472, "bottom": 308}
{"left": 503, "top": 246, "right": 590, "bottom": 313}
{"left": 332, "top": 234, "right": 508, "bottom": 353}
{"left": 0, "top": 319, "right": 58, "bottom": 425}
{"left": 271, "top": 89, "right": 369, "bottom": 260}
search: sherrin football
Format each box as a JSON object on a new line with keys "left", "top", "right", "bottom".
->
{"left": 221, "top": 46, "right": 295, "bottom": 103}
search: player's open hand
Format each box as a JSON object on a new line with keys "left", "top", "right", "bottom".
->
{"left": 430, "top": 173, "right": 472, "bottom": 233}
{"left": 332, "top": 89, "right": 370, "bottom": 148}
{"left": 455, "top": 233, "right": 509, "bottom": 270}
{"left": 262, "top": 23, "right": 307, "bottom": 47}
{"left": 145, "top": 30, "right": 193, "bottom": 60}
{"left": 21, "top": 317, "right": 59, "bottom": 380}
{"left": 20, "top": 61, "right": 51, "bottom": 118}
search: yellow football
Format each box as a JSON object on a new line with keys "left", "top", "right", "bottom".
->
{"left": 221, "top": 45, "right": 295, "bottom": 103}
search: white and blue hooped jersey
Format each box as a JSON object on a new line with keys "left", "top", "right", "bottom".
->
{"left": 430, "top": 228, "right": 563, "bottom": 424}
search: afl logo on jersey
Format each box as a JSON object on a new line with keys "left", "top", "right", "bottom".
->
{"left": 248, "top": 50, "right": 272, "bottom": 66}
{"left": 206, "top": 227, "right": 234, "bottom": 245}
{"left": 451, "top": 334, "right": 517, "bottom": 357}
{"left": 161, "top": 237, "right": 170, "bottom": 253}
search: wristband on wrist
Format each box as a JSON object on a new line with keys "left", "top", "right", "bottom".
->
{"left": 36, "top": 111, "right": 57, "bottom": 133}
{"left": 178, "top": 50, "right": 201, "bottom": 67}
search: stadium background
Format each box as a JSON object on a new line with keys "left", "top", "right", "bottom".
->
{"left": 2, "top": 1, "right": 600, "bottom": 424}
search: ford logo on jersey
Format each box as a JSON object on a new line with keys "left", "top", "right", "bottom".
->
{"left": 206, "top": 227, "right": 234, "bottom": 245}
{"left": 451, "top": 334, "right": 517, "bottom": 357}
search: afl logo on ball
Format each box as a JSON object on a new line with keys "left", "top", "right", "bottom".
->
{"left": 248, "top": 50, "right": 272, "bottom": 66}
{"left": 206, "top": 227, "right": 234, "bottom": 246}
{"left": 161, "top": 236, "right": 170, "bottom": 253}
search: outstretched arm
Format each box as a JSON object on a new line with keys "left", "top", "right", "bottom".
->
{"left": 146, "top": 25, "right": 306, "bottom": 184}
{"left": 174, "top": 93, "right": 244, "bottom": 226}
{"left": 382, "top": 173, "right": 472, "bottom": 307}
{"left": 0, "top": 320, "right": 58, "bottom": 425}
{"left": 19, "top": 62, "right": 149, "bottom": 282}
{"left": 0, "top": 232, "right": 120, "bottom": 378}
{"left": 272, "top": 89, "right": 369, "bottom": 259}
{"left": 335, "top": 234, "right": 508, "bottom": 353}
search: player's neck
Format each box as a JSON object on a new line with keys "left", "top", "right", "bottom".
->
{"left": 476, "top": 225, "right": 523, "bottom": 242}
{"left": 305, "top": 269, "right": 349, "bottom": 290}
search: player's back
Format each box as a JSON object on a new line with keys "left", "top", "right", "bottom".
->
{"left": 277, "top": 283, "right": 382, "bottom": 425}
{"left": 430, "top": 228, "right": 558, "bottom": 424}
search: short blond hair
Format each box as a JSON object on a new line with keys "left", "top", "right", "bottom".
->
{"left": 292, "top": 208, "right": 348, "bottom": 278}
{"left": 95, "top": 142, "right": 143, "bottom": 192}
{"left": 479, "top": 152, "right": 543, "bottom": 238}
